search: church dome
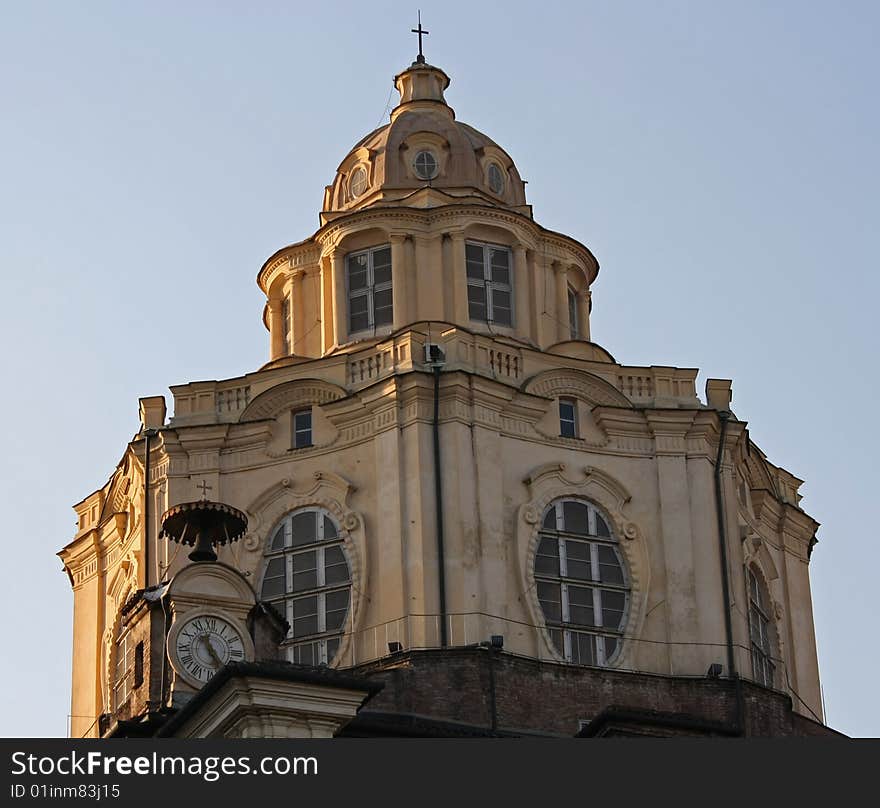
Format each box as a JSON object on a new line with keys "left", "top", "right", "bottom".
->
{"left": 322, "top": 61, "right": 530, "bottom": 218}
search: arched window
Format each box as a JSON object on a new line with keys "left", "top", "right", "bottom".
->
{"left": 748, "top": 568, "right": 775, "bottom": 687}
{"left": 260, "top": 508, "right": 352, "bottom": 666}
{"left": 534, "top": 499, "right": 629, "bottom": 666}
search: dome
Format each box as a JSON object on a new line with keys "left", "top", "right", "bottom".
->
{"left": 322, "top": 62, "right": 531, "bottom": 221}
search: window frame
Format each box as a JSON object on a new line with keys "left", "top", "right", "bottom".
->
{"left": 113, "top": 627, "right": 135, "bottom": 709}
{"left": 345, "top": 244, "right": 393, "bottom": 337}
{"left": 413, "top": 150, "right": 439, "bottom": 180}
{"left": 559, "top": 397, "right": 578, "bottom": 438}
{"left": 292, "top": 408, "right": 313, "bottom": 449}
{"left": 748, "top": 568, "right": 775, "bottom": 688}
{"left": 259, "top": 507, "right": 353, "bottom": 667}
{"left": 281, "top": 295, "right": 291, "bottom": 354}
{"left": 464, "top": 240, "right": 514, "bottom": 327}
{"left": 534, "top": 498, "right": 630, "bottom": 667}
{"left": 487, "top": 162, "right": 505, "bottom": 194}
{"left": 567, "top": 285, "right": 580, "bottom": 340}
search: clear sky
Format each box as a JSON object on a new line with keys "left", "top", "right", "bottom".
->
{"left": 1, "top": 1, "right": 877, "bottom": 737}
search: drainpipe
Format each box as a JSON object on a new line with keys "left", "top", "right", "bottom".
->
{"left": 713, "top": 411, "right": 745, "bottom": 734}
{"left": 428, "top": 343, "right": 448, "bottom": 647}
{"left": 142, "top": 428, "right": 158, "bottom": 589}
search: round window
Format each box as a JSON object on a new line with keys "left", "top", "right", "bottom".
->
{"left": 349, "top": 166, "right": 367, "bottom": 198}
{"left": 487, "top": 163, "right": 505, "bottom": 194}
{"left": 413, "top": 150, "right": 438, "bottom": 180}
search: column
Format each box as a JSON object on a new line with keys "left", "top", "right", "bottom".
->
{"left": 268, "top": 299, "right": 284, "bottom": 361}
{"left": 553, "top": 261, "right": 570, "bottom": 342}
{"left": 330, "top": 248, "right": 346, "bottom": 347}
{"left": 449, "top": 231, "right": 468, "bottom": 325}
{"left": 405, "top": 236, "right": 418, "bottom": 320}
{"left": 513, "top": 243, "right": 529, "bottom": 339}
{"left": 529, "top": 251, "right": 543, "bottom": 345}
{"left": 291, "top": 269, "right": 307, "bottom": 355}
{"left": 579, "top": 288, "right": 591, "bottom": 341}
{"left": 390, "top": 234, "right": 408, "bottom": 330}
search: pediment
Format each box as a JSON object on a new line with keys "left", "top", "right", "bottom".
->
{"left": 239, "top": 379, "right": 347, "bottom": 423}
{"left": 523, "top": 368, "right": 631, "bottom": 408}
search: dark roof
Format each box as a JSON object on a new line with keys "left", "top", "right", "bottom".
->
{"left": 339, "top": 711, "right": 515, "bottom": 738}
{"left": 155, "top": 660, "right": 383, "bottom": 737}
{"left": 576, "top": 705, "right": 737, "bottom": 738}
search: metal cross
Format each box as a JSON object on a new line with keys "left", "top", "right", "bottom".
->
{"left": 196, "top": 480, "right": 212, "bottom": 500}
{"left": 411, "top": 11, "right": 429, "bottom": 64}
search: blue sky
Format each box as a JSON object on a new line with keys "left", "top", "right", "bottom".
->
{"left": 1, "top": 1, "right": 877, "bottom": 736}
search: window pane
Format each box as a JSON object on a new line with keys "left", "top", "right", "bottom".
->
{"left": 373, "top": 288, "right": 393, "bottom": 326}
{"left": 292, "top": 641, "right": 317, "bottom": 666}
{"left": 559, "top": 399, "right": 577, "bottom": 437}
{"left": 326, "top": 637, "right": 341, "bottom": 664}
{"left": 349, "top": 310, "right": 369, "bottom": 333}
{"left": 292, "top": 596, "right": 319, "bottom": 637}
{"left": 597, "top": 545, "right": 624, "bottom": 585}
{"left": 491, "top": 289, "right": 511, "bottom": 325}
{"left": 465, "top": 243, "right": 484, "bottom": 270}
{"left": 324, "top": 545, "right": 350, "bottom": 585}
{"left": 270, "top": 524, "right": 286, "bottom": 550}
{"left": 292, "top": 550, "right": 318, "bottom": 591}
{"left": 565, "top": 540, "right": 591, "bottom": 580}
{"left": 325, "top": 589, "right": 350, "bottom": 631}
{"left": 261, "top": 556, "right": 287, "bottom": 598}
{"left": 372, "top": 247, "right": 391, "bottom": 273}
{"left": 571, "top": 631, "right": 596, "bottom": 666}
{"left": 535, "top": 537, "right": 559, "bottom": 576}
{"left": 568, "top": 585, "right": 595, "bottom": 626}
{"left": 347, "top": 254, "right": 368, "bottom": 290}
{"left": 489, "top": 248, "right": 510, "bottom": 284}
{"left": 604, "top": 636, "right": 618, "bottom": 661}
{"left": 537, "top": 582, "right": 562, "bottom": 623}
{"left": 562, "top": 501, "right": 589, "bottom": 535}
{"left": 467, "top": 284, "right": 487, "bottom": 321}
{"left": 291, "top": 512, "right": 317, "bottom": 546}
{"left": 548, "top": 628, "right": 564, "bottom": 656}
{"left": 595, "top": 514, "right": 611, "bottom": 538}
{"left": 542, "top": 508, "right": 558, "bottom": 530}
{"left": 601, "top": 590, "right": 626, "bottom": 630}
{"left": 323, "top": 515, "right": 337, "bottom": 540}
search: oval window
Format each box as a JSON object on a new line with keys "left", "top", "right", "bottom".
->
{"left": 413, "top": 150, "right": 438, "bottom": 180}
{"left": 487, "top": 162, "right": 505, "bottom": 194}
{"left": 349, "top": 166, "right": 367, "bottom": 198}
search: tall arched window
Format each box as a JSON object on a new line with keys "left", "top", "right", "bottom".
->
{"left": 748, "top": 567, "right": 775, "bottom": 687}
{"left": 534, "top": 499, "right": 629, "bottom": 666}
{"left": 260, "top": 508, "right": 352, "bottom": 666}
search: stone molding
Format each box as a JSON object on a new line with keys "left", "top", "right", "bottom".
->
{"left": 516, "top": 462, "right": 649, "bottom": 672}
{"left": 241, "top": 472, "right": 366, "bottom": 668}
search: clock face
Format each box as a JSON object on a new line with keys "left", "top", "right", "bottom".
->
{"left": 173, "top": 615, "right": 246, "bottom": 684}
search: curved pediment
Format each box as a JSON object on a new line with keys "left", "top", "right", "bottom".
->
{"left": 523, "top": 368, "right": 631, "bottom": 408}
{"left": 168, "top": 561, "right": 256, "bottom": 607}
{"left": 239, "top": 379, "right": 347, "bottom": 423}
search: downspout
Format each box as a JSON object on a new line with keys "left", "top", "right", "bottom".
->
{"left": 430, "top": 349, "right": 448, "bottom": 647}
{"left": 713, "top": 411, "right": 745, "bottom": 734}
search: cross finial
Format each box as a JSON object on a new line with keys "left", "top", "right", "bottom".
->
{"left": 196, "top": 480, "right": 212, "bottom": 500}
{"left": 411, "top": 10, "right": 429, "bottom": 64}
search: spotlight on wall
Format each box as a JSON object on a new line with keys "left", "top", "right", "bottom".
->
{"left": 388, "top": 642, "right": 403, "bottom": 654}
{"left": 707, "top": 663, "right": 723, "bottom": 678}
{"left": 490, "top": 635, "right": 504, "bottom": 649}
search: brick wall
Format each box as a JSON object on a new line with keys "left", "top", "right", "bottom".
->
{"left": 354, "top": 648, "right": 840, "bottom": 737}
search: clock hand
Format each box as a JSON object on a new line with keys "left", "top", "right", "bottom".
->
{"left": 199, "top": 633, "right": 224, "bottom": 668}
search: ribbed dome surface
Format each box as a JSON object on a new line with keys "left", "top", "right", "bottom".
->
{"left": 323, "top": 62, "right": 528, "bottom": 216}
